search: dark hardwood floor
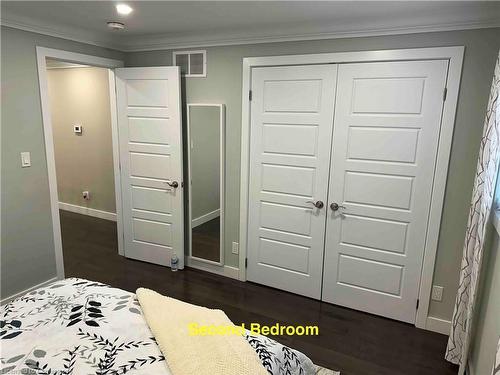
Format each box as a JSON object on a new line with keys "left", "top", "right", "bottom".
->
{"left": 60, "top": 210, "right": 458, "bottom": 375}
{"left": 192, "top": 217, "right": 220, "bottom": 262}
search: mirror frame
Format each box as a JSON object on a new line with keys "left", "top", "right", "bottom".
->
{"left": 187, "top": 103, "right": 226, "bottom": 266}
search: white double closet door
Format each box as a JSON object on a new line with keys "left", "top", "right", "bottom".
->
{"left": 247, "top": 60, "right": 448, "bottom": 323}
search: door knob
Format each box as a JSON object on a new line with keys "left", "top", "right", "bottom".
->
{"left": 307, "top": 200, "right": 324, "bottom": 209}
{"left": 166, "top": 181, "right": 179, "bottom": 188}
{"left": 330, "top": 202, "right": 346, "bottom": 211}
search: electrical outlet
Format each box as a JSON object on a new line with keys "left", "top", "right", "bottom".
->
{"left": 82, "top": 191, "right": 90, "bottom": 200}
{"left": 431, "top": 285, "right": 444, "bottom": 301}
{"left": 231, "top": 242, "right": 239, "bottom": 255}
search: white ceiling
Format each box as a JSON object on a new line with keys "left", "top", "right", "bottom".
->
{"left": 2, "top": 1, "right": 500, "bottom": 51}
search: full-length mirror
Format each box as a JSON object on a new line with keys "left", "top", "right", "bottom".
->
{"left": 188, "top": 104, "right": 225, "bottom": 265}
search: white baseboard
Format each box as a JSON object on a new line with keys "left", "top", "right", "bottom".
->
{"left": 192, "top": 209, "right": 220, "bottom": 228}
{"left": 59, "top": 202, "right": 117, "bottom": 222}
{"left": 1, "top": 277, "right": 59, "bottom": 305}
{"left": 426, "top": 316, "right": 451, "bottom": 335}
{"left": 185, "top": 256, "right": 239, "bottom": 280}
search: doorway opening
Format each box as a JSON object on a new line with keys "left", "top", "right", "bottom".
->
{"left": 45, "top": 58, "right": 120, "bottom": 277}
{"left": 36, "top": 47, "right": 124, "bottom": 279}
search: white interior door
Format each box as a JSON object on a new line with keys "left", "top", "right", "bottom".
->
{"left": 246, "top": 64, "right": 337, "bottom": 299}
{"left": 115, "top": 67, "right": 183, "bottom": 268}
{"left": 322, "top": 60, "right": 448, "bottom": 323}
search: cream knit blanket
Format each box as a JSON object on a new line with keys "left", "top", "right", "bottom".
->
{"left": 136, "top": 288, "right": 268, "bottom": 375}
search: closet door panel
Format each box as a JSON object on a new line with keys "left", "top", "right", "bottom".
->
{"left": 246, "top": 64, "right": 337, "bottom": 299}
{"left": 322, "top": 60, "right": 448, "bottom": 323}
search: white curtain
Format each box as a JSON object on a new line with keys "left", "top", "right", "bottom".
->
{"left": 445, "top": 50, "right": 500, "bottom": 373}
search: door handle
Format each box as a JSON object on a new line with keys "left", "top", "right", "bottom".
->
{"left": 166, "top": 181, "right": 179, "bottom": 188}
{"left": 307, "top": 200, "right": 324, "bottom": 209}
{"left": 330, "top": 202, "right": 346, "bottom": 211}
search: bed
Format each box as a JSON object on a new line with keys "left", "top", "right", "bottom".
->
{"left": 1, "top": 278, "right": 337, "bottom": 375}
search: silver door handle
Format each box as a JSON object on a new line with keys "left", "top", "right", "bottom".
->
{"left": 166, "top": 181, "right": 179, "bottom": 188}
{"left": 330, "top": 202, "right": 346, "bottom": 211}
{"left": 307, "top": 200, "right": 324, "bottom": 209}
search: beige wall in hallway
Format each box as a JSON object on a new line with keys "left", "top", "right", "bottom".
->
{"left": 47, "top": 67, "right": 116, "bottom": 213}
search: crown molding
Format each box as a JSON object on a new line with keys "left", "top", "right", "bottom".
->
{"left": 121, "top": 19, "right": 500, "bottom": 52}
{"left": 2, "top": 13, "right": 499, "bottom": 53}
{"left": 1, "top": 15, "right": 121, "bottom": 51}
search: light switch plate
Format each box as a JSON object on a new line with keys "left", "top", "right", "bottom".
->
{"left": 231, "top": 242, "right": 239, "bottom": 255}
{"left": 74, "top": 124, "right": 83, "bottom": 134}
{"left": 21, "top": 152, "right": 31, "bottom": 167}
{"left": 431, "top": 285, "right": 444, "bottom": 301}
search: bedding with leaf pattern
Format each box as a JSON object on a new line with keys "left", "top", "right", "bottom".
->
{"left": 0, "top": 278, "right": 322, "bottom": 374}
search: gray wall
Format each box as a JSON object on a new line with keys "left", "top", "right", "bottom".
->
{"left": 0, "top": 26, "right": 124, "bottom": 299}
{"left": 469, "top": 222, "right": 500, "bottom": 375}
{"left": 189, "top": 106, "right": 221, "bottom": 221}
{"left": 126, "top": 28, "right": 500, "bottom": 320}
{"left": 48, "top": 67, "right": 116, "bottom": 213}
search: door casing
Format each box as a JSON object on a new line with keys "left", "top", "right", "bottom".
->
{"left": 36, "top": 47, "right": 124, "bottom": 283}
{"left": 239, "top": 46, "right": 464, "bottom": 332}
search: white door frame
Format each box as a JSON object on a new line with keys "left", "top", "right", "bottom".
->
{"left": 186, "top": 103, "right": 226, "bottom": 267}
{"left": 36, "top": 47, "right": 124, "bottom": 281}
{"left": 239, "top": 46, "right": 464, "bottom": 331}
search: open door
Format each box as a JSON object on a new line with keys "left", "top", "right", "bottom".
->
{"left": 115, "top": 67, "right": 184, "bottom": 268}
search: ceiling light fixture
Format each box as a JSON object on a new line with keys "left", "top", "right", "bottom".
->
{"left": 107, "top": 21, "right": 125, "bottom": 30}
{"left": 116, "top": 4, "right": 133, "bottom": 15}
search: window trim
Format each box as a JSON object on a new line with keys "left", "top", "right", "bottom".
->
{"left": 173, "top": 50, "right": 207, "bottom": 78}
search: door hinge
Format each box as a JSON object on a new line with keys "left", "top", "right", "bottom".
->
{"left": 249, "top": 90, "right": 252, "bottom": 101}
{"left": 245, "top": 258, "right": 248, "bottom": 268}
{"left": 416, "top": 299, "right": 420, "bottom": 310}
{"left": 443, "top": 87, "right": 447, "bottom": 101}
